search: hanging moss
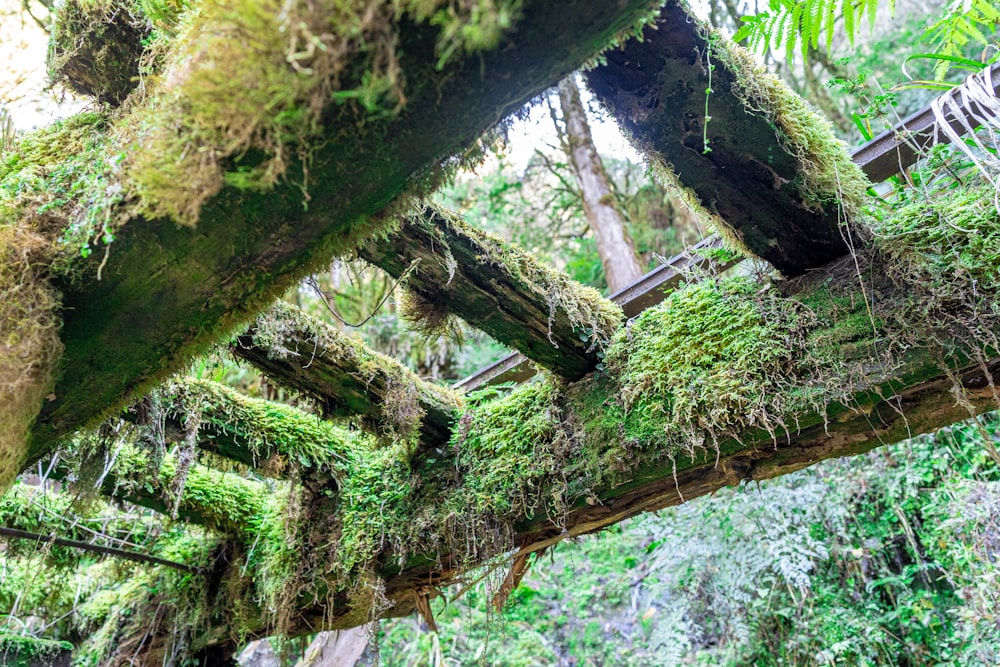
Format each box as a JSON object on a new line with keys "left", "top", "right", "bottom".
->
{"left": 0, "top": 114, "right": 114, "bottom": 493}
{"left": 0, "top": 635, "right": 73, "bottom": 667}
{"left": 108, "top": 442, "right": 270, "bottom": 536}
{"left": 121, "top": 0, "right": 523, "bottom": 225}
{"left": 366, "top": 205, "right": 624, "bottom": 379}
{"left": 872, "top": 183, "right": 1000, "bottom": 303}
{"left": 242, "top": 302, "right": 462, "bottom": 445}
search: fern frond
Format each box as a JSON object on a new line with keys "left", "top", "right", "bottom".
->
{"left": 733, "top": 0, "right": 899, "bottom": 63}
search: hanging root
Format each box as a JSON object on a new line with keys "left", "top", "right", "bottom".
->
{"left": 0, "top": 224, "right": 62, "bottom": 493}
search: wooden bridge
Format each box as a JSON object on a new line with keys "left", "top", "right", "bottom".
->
{"left": 5, "top": 0, "right": 1000, "bottom": 661}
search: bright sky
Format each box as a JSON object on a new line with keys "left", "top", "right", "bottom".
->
{"left": 0, "top": 0, "right": 85, "bottom": 132}
{"left": 499, "top": 83, "right": 642, "bottom": 170}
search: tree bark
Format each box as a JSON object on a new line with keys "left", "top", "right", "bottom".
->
{"left": 557, "top": 76, "right": 644, "bottom": 293}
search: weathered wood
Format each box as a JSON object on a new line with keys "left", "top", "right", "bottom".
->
{"left": 586, "top": 0, "right": 864, "bottom": 276}
{"left": 361, "top": 206, "right": 622, "bottom": 381}
{"left": 455, "top": 236, "right": 735, "bottom": 392}
{"left": 231, "top": 303, "right": 461, "bottom": 448}
{"left": 28, "top": 0, "right": 658, "bottom": 459}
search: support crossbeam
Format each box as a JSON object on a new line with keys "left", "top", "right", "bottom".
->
{"left": 232, "top": 303, "right": 461, "bottom": 448}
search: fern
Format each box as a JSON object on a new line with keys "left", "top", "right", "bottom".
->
{"left": 925, "top": 0, "right": 1000, "bottom": 78}
{"left": 732, "top": 0, "right": 895, "bottom": 63}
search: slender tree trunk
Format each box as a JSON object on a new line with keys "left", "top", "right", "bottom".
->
{"left": 557, "top": 76, "right": 644, "bottom": 293}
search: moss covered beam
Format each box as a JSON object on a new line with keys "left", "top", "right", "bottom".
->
{"left": 187, "top": 185, "right": 1000, "bottom": 638}
{"left": 27, "top": 0, "right": 659, "bottom": 461}
{"left": 98, "top": 455, "right": 268, "bottom": 538}
{"left": 232, "top": 303, "right": 460, "bottom": 448}
{"left": 360, "top": 206, "right": 623, "bottom": 380}
{"left": 586, "top": 0, "right": 870, "bottom": 276}
{"left": 151, "top": 377, "right": 360, "bottom": 481}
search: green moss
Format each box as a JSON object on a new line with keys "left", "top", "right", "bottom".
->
{"left": 47, "top": 0, "right": 155, "bottom": 105}
{"left": 121, "top": 0, "right": 523, "bottom": 225}
{"left": 109, "top": 442, "right": 269, "bottom": 536}
{"left": 164, "top": 377, "right": 363, "bottom": 471}
{"left": 873, "top": 183, "right": 1000, "bottom": 300}
{"left": 0, "top": 115, "right": 113, "bottom": 492}
{"left": 0, "top": 111, "right": 121, "bottom": 267}
{"left": 711, "top": 32, "right": 871, "bottom": 220}
{"left": 0, "top": 635, "right": 73, "bottom": 665}
{"left": 604, "top": 277, "right": 812, "bottom": 458}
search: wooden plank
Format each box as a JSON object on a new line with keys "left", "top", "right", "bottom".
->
{"left": 852, "top": 66, "right": 1000, "bottom": 183}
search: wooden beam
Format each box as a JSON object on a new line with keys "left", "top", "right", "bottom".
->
{"left": 586, "top": 0, "right": 867, "bottom": 277}
{"left": 361, "top": 206, "right": 623, "bottom": 381}
{"left": 0, "top": 526, "right": 200, "bottom": 573}
{"left": 204, "top": 248, "right": 1000, "bottom": 641}
{"left": 231, "top": 303, "right": 461, "bottom": 449}
{"left": 28, "top": 0, "right": 658, "bottom": 459}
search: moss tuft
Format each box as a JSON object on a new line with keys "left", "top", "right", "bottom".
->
{"left": 403, "top": 205, "right": 624, "bottom": 351}
{"left": 710, "top": 32, "right": 871, "bottom": 221}
{"left": 605, "top": 277, "right": 813, "bottom": 458}
{"left": 122, "top": 0, "right": 523, "bottom": 225}
{"left": 161, "top": 377, "right": 362, "bottom": 471}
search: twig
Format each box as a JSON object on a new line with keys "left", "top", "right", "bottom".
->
{"left": 306, "top": 258, "right": 420, "bottom": 328}
{"left": 0, "top": 526, "right": 202, "bottom": 573}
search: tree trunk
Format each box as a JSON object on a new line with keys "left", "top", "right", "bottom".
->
{"left": 557, "top": 76, "right": 644, "bottom": 293}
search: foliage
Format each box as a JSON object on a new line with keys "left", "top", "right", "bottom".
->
{"left": 376, "top": 414, "right": 1000, "bottom": 666}
{"left": 735, "top": 0, "right": 998, "bottom": 81}
{"left": 922, "top": 0, "right": 1000, "bottom": 79}
{"left": 734, "top": 0, "right": 896, "bottom": 63}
